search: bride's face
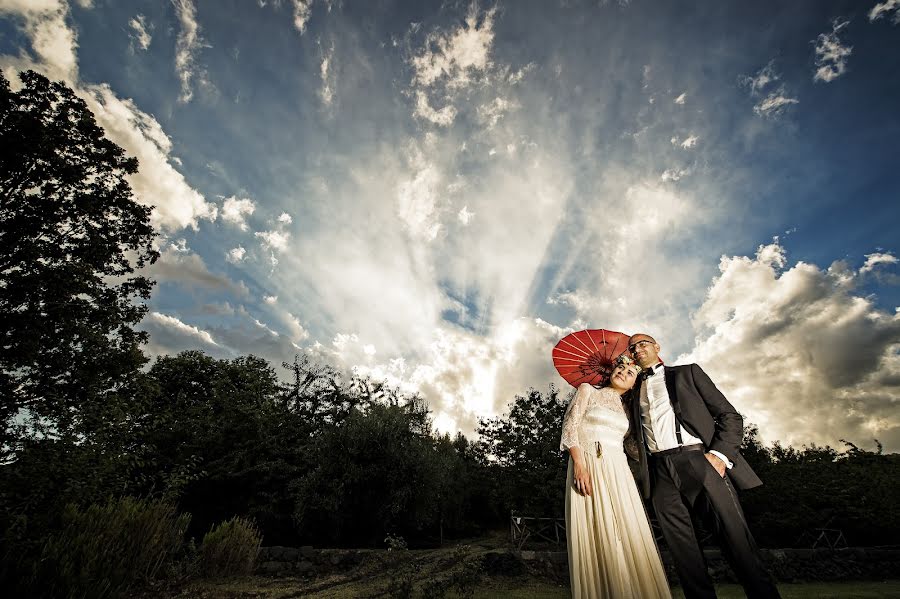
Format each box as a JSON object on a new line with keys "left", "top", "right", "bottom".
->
{"left": 609, "top": 362, "right": 639, "bottom": 392}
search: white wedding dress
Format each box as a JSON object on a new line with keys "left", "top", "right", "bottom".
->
{"left": 561, "top": 383, "right": 671, "bottom": 599}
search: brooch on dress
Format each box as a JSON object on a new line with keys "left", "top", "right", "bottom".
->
{"left": 595, "top": 442, "right": 603, "bottom": 458}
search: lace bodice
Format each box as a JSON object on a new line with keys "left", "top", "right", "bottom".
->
{"left": 560, "top": 384, "right": 629, "bottom": 452}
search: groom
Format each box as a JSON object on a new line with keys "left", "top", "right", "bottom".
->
{"left": 627, "top": 333, "right": 780, "bottom": 599}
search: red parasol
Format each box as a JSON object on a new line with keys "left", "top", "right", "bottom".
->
{"left": 552, "top": 329, "right": 631, "bottom": 388}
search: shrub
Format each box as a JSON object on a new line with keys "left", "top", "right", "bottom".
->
{"left": 34, "top": 497, "right": 190, "bottom": 598}
{"left": 199, "top": 516, "right": 262, "bottom": 578}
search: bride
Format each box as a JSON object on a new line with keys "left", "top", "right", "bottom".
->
{"left": 560, "top": 354, "right": 671, "bottom": 598}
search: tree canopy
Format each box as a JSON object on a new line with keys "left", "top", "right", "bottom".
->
{"left": 0, "top": 70, "right": 158, "bottom": 459}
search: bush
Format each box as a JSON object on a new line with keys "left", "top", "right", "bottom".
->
{"left": 199, "top": 516, "right": 262, "bottom": 578}
{"left": 33, "top": 497, "right": 190, "bottom": 598}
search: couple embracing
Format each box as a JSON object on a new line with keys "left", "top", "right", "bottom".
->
{"left": 559, "top": 333, "right": 781, "bottom": 599}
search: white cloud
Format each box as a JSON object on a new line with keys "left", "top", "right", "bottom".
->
{"left": 869, "top": 0, "right": 900, "bottom": 24}
{"left": 0, "top": 0, "right": 78, "bottom": 84}
{"left": 813, "top": 18, "right": 852, "bottom": 83}
{"left": 128, "top": 14, "right": 152, "bottom": 51}
{"left": 680, "top": 134, "right": 699, "bottom": 149}
{"left": 264, "top": 295, "right": 278, "bottom": 304}
{"left": 684, "top": 241, "right": 900, "bottom": 451}
{"left": 413, "top": 90, "right": 457, "bottom": 126}
{"left": 860, "top": 252, "right": 898, "bottom": 274}
{"left": 318, "top": 41, "right": 334, "bottom": 107}
{"left": 83, "top": 85, "right": 217, "bottom": 231}
{"left": 253, "top": 318, "right": 279, "bottom": 337}
{"left": 286, "top": 313, "right": 310, "bottom": 342}
{"left": 740, "top": 60, "right": 799, "bottom": 118}
{"left": 477, "top": 97, "right": 513, "bottom": 129}
{"left": 753, "top": 91, "right": 799, "bottom": 117}
{"left": 396, "top": 146, "right": 443, "bottom": 241}
{"left": 674, "top": 92, "right": 686, "bottom": 104}
{"left": 153, "top": 246, "right": 249, "bottom": 296}
{"left": 226, "top": 246, "right": 246, "bottom": 263}
{"left": 661, "top": 167, "right": 690, "bottom": 182}
{"left": 221, "top": 196, "right": 256, "bottom": 230}
{"left": 147, "top": 311, "right": 219, "bottom": 347}
{"left": 292, "top": 0, "right": 313, "bottom": 33}
{"left": 458, "top": 205, "right": 474, "bottom": 225}
{"left": 277, "top": 212, "right": 293, "bottom": 225}
{"left": 255, "top": 229, "right": 290, "bottom": 251}
{"left": 410, "top": 4, "right": 496, "bottom": 89}
{"left": 740, "top": 60, "right": 779, "bottom": 95}
{"left": 0, "top": 1, "right": 216, "bottom": 232}
{"left": 173, "top": 0, "right": 207, "bottom": 103}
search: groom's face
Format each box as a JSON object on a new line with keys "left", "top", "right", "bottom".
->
{"left": 628, "top": 334, "right": 660, "bottom": 368}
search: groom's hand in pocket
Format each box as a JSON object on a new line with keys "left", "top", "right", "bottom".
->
{"left": 705, "top": 452, "right": 727, "bottom": 478}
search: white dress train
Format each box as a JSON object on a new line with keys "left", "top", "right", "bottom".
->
{"left": 561, "top": 384, "right": 671, "bottom": 599}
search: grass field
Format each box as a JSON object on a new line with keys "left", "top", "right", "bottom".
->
{"left": 177, "top": 577, "right": 900, "bottom": 598}
{"left": 161, "top": 535, "right": 899, "bottom": 599}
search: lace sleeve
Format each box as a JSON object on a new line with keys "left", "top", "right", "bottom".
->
{"left": 560, "top": 383, "right": 594, "bottom": 452}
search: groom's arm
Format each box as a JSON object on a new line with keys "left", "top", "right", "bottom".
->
{"left": 689, "top": 363, "right": 743, "bottom": 463}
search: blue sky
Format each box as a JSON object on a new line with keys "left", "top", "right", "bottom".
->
{"left": 2, "top": 0, "right": 899, "bottom": 450}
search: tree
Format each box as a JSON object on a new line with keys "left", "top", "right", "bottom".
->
{"left": 476, "top": 385, "right": 570, "bottom": 521}
{"left": 0, "top": 70, "right": 158, "bottom": 457}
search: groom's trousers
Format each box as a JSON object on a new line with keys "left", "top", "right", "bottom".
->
{"left": 650, "top": 447, "right": 781, "bottom": 599}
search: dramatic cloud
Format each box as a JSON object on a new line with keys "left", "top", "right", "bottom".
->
{"left": 407, "top": 4, "right": 497, "bottom": 127}
{"left": 869, "top": 0, "right": 900, "bottom": 24}
{"left": 128, "top": 14, "right": 152, "bottom": 51}
{"left": 813, "top": 18, "right": 852, "bottom": 83}
{"left": 0, "top": 0, "right": 217, "bottom": 232}
{"left": 221, "top": 196, "right": 256, "bottom": 230}
{"left": 0, "top": 0, "right": 78, "bottom": 83}
{"left": 84, "top": 85, "right": 217, "bottom": 230}
{"left": 684, "top": 241, "right": 900, "bottom": 451}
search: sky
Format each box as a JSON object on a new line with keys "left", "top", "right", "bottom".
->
{"left": 1, "top": 0, "right": 899, "bottom": 451}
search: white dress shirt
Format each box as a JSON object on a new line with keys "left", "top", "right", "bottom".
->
{"left": 639, "top": 363, "right": 733, "bottom": 468}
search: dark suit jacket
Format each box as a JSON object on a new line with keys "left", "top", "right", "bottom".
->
{"left": 630, "top": 363, "right": 763, "bottom": 499}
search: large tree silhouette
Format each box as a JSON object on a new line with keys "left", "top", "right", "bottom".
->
{"left": 0, "top": 70, "right": 158, "bottom": 458}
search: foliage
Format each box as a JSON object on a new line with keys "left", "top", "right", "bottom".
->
{"left": 0, "top": 70, "right": 157, "bottom": 458}
{"left": 199, "top": 516, "right": 261, "bottom": 578}
{"left": 476, "top": 385, "right": 570, "bottom": 520}
{"left": 25, "top": 497, "right": 189, "bottom": 599}
{"left": 739, "top": 433, "right": 900, "bottom": 547}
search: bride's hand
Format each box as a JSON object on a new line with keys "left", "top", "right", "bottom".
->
{"left": 573, "top": 462, "right": 593, "bottom": 496}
